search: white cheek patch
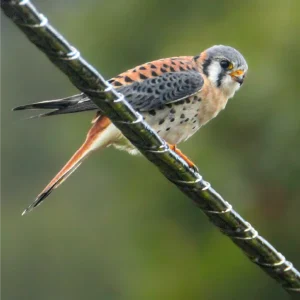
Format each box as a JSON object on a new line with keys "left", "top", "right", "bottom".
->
{"left": 207, "top": 61, "right": 222, "bottom": 84}
{"left": 222, "top": 75, "right": 240, "bottom": 98}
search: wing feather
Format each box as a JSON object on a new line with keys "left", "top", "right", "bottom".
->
{"left": 13, "top": 57, "right": 203, "bottom": 116}
{"left": 117, "top": 70, "right": 204, "bottom": 111}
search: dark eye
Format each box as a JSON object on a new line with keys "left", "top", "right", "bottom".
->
{"left": 220, "top": 60, "right": 234, "bottom": 70}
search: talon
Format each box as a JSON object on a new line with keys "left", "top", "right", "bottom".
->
{"left": 191, "top": 164, "right": 199, "bottom": 173}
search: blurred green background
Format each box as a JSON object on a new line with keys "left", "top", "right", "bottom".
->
{"left": 1, "top": 0, "right": 300, "bottom": 299}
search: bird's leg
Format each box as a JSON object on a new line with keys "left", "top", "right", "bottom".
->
{"left": 168, "top": 144, "right": 198, "bottom": 172}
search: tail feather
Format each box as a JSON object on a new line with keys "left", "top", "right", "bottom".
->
{"left": 22, "top": 116, "right": 112, "bottom": 215}
{"left": 13, "top": 93, "right": 99, "bottom": 118}
{"left": 13, "top": 93, "right": 87, "bottom": 110}
{"left": 22, "top": 155, "right": 85, "bottom": 215}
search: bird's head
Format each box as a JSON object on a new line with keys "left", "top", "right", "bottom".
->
{"left": 196, "top": 45, "right": 248, "bottom": 98}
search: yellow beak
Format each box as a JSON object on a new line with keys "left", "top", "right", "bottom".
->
{"left": 230, "top": 69, "right": 244, "bottom": 77}
{"left": 230, "top": 69, "right": 245, "bottom": 84}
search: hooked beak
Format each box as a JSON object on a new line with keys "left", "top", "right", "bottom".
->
{"left": 230, "top": 69, "right": 245, "bottom": 85}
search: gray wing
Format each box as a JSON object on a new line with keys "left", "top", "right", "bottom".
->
{"left": 13, "top": 71, "right": 204, "bottom": 117}
{"left": 118, "top": 70, "right": 204, "bottom": 111}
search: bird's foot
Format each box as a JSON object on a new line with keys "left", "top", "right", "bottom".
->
{"left": 168, "top": 144, "right": 198, "bottom": 172}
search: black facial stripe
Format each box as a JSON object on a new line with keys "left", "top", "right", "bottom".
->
{"left": 202, "top": 58, "right": 211, "bottom": 77}
{"left": 217, "top": 70, "right": 226, "bottom": 87}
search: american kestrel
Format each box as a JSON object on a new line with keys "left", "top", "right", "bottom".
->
{"left": 14, "top": 45, "right": 248, "bottom": 214}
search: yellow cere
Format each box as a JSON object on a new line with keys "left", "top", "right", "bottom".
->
{"left": 230, "top": 69, "right": 244, "bottom": 77}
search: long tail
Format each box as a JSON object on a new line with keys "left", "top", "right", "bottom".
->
{"left": 22, "top": 116, "right": 113, "bottom": 215}
{"left": 13, "top": 93, "right": 99, "bottom": 118}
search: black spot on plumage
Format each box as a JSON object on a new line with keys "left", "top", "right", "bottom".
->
{"left": 193, "top": 120, "right": 197, "bottom": 123}
{"left": 163, "top": 64, "right": 168, "bottom": 68}
{"left": 193, "top": 96, "right": 198, "bottom": 101}
{"left": 166, "top": 103, "right": 172, "bottom": 108}
{"left": 159, "top": 119, "right": 165, "bottom": 125}
{"left": 180, "top": 114, "right": 185, "bottom": 119}
{"left": 174, "top": 100, "right": 184, "bottom": 106}
{"left": 124, "top": 76, "right": 133, "bottom": 83}
{"left": 170, "top": 66, "right": 175, "bottom": 72}
{"left": 139, "top": 66, "right": 146, "bottom": 70}
{"left": 194, "top": 55, "right": 200, "bottom": 61}
{"left": 157, "top": 130, "right": 161, "bottom": 134}
{"left": 192, "top": 126, "right": 196, "bottom": 130}
{"left": 133, "top": 69, "right": 137, "bottom": 72}
{"left": 149, "top": 109, "right": 156, "bottom": 116}
{"left": 139, "top": 73, "right": 148, "bottom": 80}
{"left": 170, "top": 118, "right": 175, "bottom": 122}
{"left": 171, "top": 61, "right": 176, "bottom": 66}
{"left": 107, "top": 79, "right": 114, "bottom": 83}
{"left": 150, "top": 64, "right": 157, "bottom": 69}
{"left": 185, "top": 118, "right": 189, "bottom": 122}
{"left": 147, "top": 88, "right": 153, "bottom": 93}
{"left": 151, "top": 71, "right": 158, "bottom": 77}
{"left": 170, "top": 108, "right": 176, "bottom": 114}
{"left": 114, "top": 81, "right": 122, "bottom": 86}
{"left": 186, "top": 99, "right": 191, "bottom": 104}
{"left": 194, "top": 114, "right": 198, "bottom": 118}
{"left": 186, "top": 65, "right": 191, "bottom": 70}
{"left": 179, "top": 66, "right": 185, "bottom": 71}
{"left": 198, "top": 98, "right": 202, "bottom": 102}
{"left": 160, "top": 67, "right": 167, "bottom": 73}
{"left": 183, "top": 107, "right": 186, "bottom": 111}
{"left": 162, "top": 94, "right": 168, "bottom": 101}
{"left": 159, "top": 84, "right": 165, "bottom": 90}
{"left": 166, "top": 127, "right": 170, "bottom": 131}
{"left": 179, "top": 61, "right": 184, "bottom": 65}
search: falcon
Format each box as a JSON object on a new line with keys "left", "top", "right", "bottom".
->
{"left": 14, "top": 45, "right": 248, "bottom": 214}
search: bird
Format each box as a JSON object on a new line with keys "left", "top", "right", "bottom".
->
{"left": 14, "top": 45, "right": 248, "bottom": 215}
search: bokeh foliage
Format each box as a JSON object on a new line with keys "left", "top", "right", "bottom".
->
{"left": 1, "top": 0, "right": 300, "bottom": 299}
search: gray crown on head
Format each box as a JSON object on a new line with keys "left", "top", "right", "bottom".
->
{"left": 205, "top": 45, "right": 248, "bottom": 70}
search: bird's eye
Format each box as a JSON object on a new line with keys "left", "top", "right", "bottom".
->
{"left": 220, "top": 60, "right": 233, "bottom": 70}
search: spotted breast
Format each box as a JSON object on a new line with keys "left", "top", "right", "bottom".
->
{"left": 109, "top": 57, "right": 227, "bottom": 152}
